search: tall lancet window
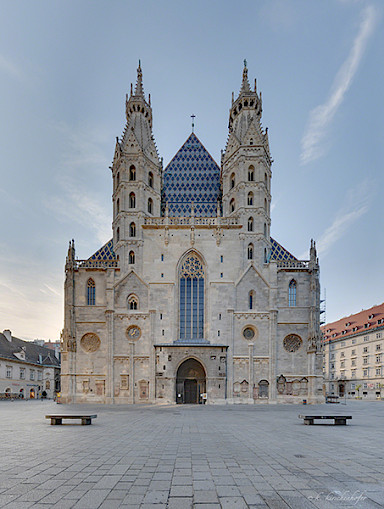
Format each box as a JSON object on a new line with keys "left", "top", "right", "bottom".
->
{"left": 87, "top": 279, "right": 95, "bottom": 306}
{"left": 179, "top": 253, "right": 204, "bottom": 341}
{"left": 289, "top": 280, "right": 297, "bottom": 307}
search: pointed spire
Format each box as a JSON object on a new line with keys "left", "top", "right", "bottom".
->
{"left": 134, "top": 60, "right": 144, "bottom": 97}
{"left": 240, "top": 59, "right": 251, "bottom": 94}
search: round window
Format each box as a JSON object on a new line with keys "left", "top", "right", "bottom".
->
{"left": 243, "top": 327, "right": 255, "bottom": 340}
{"left": 283, "top": 334, "right": 302, "bottom": 353}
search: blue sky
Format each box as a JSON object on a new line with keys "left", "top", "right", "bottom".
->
{"left": 0, "top": 0, "right": 383, "bottom": 340}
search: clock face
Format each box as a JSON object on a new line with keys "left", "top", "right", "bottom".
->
{"left": 126, "top": 325, "right": 141, "bottom": 340}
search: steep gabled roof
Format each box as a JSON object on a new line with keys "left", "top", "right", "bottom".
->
{"left": 162, "top": 133, "right": 220, "bottom": 217}
{"left": 88, "top": 239, "right": 115, "bottom": 261}
{"left": 0, "top": 333, "right": 60, "bottom": 367}
{"left": 270, "top": 238, "right": 298, "bottom": 261}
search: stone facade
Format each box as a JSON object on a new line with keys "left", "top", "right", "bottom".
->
{"left": 61, "top": 63, "right": 323, "bottom": 405}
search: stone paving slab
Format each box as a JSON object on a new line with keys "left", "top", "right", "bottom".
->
{"left": 1, "top": 400, "right": 384, "bottom": 508}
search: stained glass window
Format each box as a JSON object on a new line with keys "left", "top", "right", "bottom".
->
{"left": 289, "top": 280, "right": 297, "bottom": 306}
{"left": 179, "top": 254, "right": 204, "bottom": 341}
{"left": 87, "top": 279, "right": 95, "bottom": 306}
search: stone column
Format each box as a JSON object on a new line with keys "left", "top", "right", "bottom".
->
{"left": 269, "top": 310, "right": 278, "bottom": 402}
{"left": 149, "top": 310, "right": 156, "bottom": 402}
{"left": 248, "top": 342, "right": 254, "bottom": 402}
{"left": 105, "top": 310, "right": 114, "bottom": 403}
{"left": 129, "top": 342, "right": 135, "bottom": 404}
{"left": 227, "top": 309, "right": 234, "bottom": 402}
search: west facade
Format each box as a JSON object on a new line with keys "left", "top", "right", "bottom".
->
{"left": 61, "top": 63, "right": 323, "bottom": 404}
{"left": 322, "top": 302, "right": 384, "bottom": 400}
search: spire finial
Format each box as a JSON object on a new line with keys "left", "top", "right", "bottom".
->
{"left": 134, "top": 60, "right": 144, "bottom": 97}
{"left": 240, "top": 59, "right": 251, "bottom": 94}
{"left": 191, "top": 114, "right": 196, "bottom": 133}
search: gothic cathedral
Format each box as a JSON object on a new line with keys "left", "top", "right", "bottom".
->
{"left": 61, "top": 63, "right": 323, "bottom": 404}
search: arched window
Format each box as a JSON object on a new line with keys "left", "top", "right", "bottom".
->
{"left": 289, "top": 280, "right": 297, "bottom": 307}
{"left": 249, "top": 290, "right": 255, "bottom": 310}
{"left": 247, "top": 192, "right": 253, "bottom": 206}
{"left": 129, "top": 192, "right": 135, "bottom": 208}
{"left": 247, "top": 243, "right": 253, "bottom": 260}
{"left": 265, "top": 172, "right": 268, "bottom": 188}
{"left": 264, "top": 198, "right": 267, "bottom": 212}
{"left": 230, "top": 198, "right": 235, "bottom": 213}
{"left": 248, "top": 217, "right": 253, "bottom": 232}
{"left": 179, "top": 253, "right": 204, "bottom": 341}
{"left": 148, "top": 198, "right": 153, "bottom": 214}
{"left": 264, "top": 248, "right": 268, "bottom": 263}
{"left": 148, "top": 172, "right": 153, "bottom": 188}
{"left": 116, "top": 198, "right": 120, "bottom": 214}
{"left": 264, "top": 223, "right": 267, "bottom": 237}
{"left": 87, "top": 279, "right": 95, "bottom": 306}
{"left": 129, "top": 251, "right": 135, "bottom": 264}
{"left": 116, "top": 227, "right": 120, "bottom": 242}
{"left": 248, "top": 165, "right": 254, "bottom": 181}
{"left": 128, "top": 294, "right": 138, "bottom": 310}
{"left": 230, "top": 173, "right": 235, "bottom": 189}
{"left": 129, "top": 222, "right": 136, "bottom": 237}
{"left": 129, "top": 165, "right": 136, "bottom": 181}
{"left": 116, "top": 172, "right": 120, "bottom": 188}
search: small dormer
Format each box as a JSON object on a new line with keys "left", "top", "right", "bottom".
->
{"left": 14, "top": 346, "right": 26, "bottom": 361}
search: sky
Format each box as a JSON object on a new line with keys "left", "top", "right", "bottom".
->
{"left": 0, "top": 0, "right": 383, "bottom": 341}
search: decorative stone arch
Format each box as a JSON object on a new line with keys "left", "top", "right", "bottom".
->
{"left": 248, "top": 165, "right": 255, "bottom": 181}
{"left": 127, "top": 293, "right": 139, "bottom": 310}
{"left": 129, "top": 164, "right": 136, "bottom": 181}
{"left": 247, "top": 191, "right": 254, "bottom": 206}
{"left": 258, "top": 379, "right": 269, "bottom": 398}
{"left": 230, "top": 172, "right": 236, "bottom": 189}
{"left": 247, "top": 243, "right": 254, "bottom": 260}
{"left": 175, "top": 357, "right": 207, "bottom": 404}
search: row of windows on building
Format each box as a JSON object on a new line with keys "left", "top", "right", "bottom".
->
{"left": 329, "top": 368, "right": 382, "bottom": 379}
{"left": 330, "top": 354, "right": 382, "bottom": 368}
{"left": 229, "top": 166, "right": 268, "bottom": 188}
{"left": 4, "top": 366, "right": 43, "bottom": 381}
{"left": 115, "top": 165, "right": 154, "bottom": 188}
{"left": 329, "top": 342, "right": 383, "bottom": 359}
{"left": 86, "top": 278, "right": 298, "bottom": 308}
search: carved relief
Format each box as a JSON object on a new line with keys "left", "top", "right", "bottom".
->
{"left": 80, "top": 333, "right": 101, "bottom": 353}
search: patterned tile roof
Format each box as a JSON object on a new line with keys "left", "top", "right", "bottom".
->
{"left": 88, "top": 239, "right": 115, "bottom": 260}
{"left": 270, "top": 238, "right": 298, "bottom": 261}
{"left": 162, "top": 133, "right": 221, "bottom": 217}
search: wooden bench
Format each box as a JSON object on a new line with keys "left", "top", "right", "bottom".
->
{"left": 298, "top": 415, "right": 352, "bottom": 425}
{"left": 46, "top": 415, "right": 97, "bottom": 425}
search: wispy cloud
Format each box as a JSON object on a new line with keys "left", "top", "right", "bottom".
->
{"left": 300, "top": 5, "right": 376, "bottom": 165}
{"left": 47, "top": 122, "right": 112, "bottom": 244}
{"left": 0, "top": 53, "right": 23, "bottom": 80}
{"left": 300, "top": 180, "right": 370, "bottom": 259}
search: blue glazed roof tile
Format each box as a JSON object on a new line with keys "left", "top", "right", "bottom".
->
{"left": 270, "top": 238, "right": 297, "bottom": 261}
{"left": 163, "top": 133, "right": 220, "bottom": 217}
{"left": 88, "top": 239, "right": 115, "bottom": 260}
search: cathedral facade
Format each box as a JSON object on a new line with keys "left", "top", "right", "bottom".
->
{"left": 61, "top": 63, "right": 323, "bottom": 405}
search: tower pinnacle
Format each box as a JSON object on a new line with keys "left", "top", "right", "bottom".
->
{"left": 240, "top": 59, "right": 251, "bottom": 94}
{"left": 134, "top": 60, "right": 144, "bottom": 97}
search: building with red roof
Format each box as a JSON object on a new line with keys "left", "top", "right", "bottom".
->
{"left": 321, "top": 303, "right": 384, "bottom": 399}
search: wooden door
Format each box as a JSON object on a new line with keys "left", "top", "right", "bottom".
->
{"left": 184, "top": 379, "right": 197, "bottom": 404}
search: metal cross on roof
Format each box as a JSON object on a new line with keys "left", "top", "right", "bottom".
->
{"left": 191, "top": 114, "right": 196, "bottom": 133}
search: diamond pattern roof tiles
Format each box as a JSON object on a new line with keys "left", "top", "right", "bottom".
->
{"left": 270, "top": 238, "right": 298, "bottom": 261}
{"left": 88, "top": 239, "right": 115, "bottom": 260}
{"left": 163, "top": 133, "right": 220, "bottom": 217}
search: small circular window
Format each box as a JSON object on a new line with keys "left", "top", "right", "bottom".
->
{"left": 243, "top": 327, "right": 255, "bottom": 340}
{"left": 283, "top": 334, "right": 302, "bottom": 353}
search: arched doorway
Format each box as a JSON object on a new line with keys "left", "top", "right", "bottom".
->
{"left": 176, "top": 358, "right": 206, "bottom": 404}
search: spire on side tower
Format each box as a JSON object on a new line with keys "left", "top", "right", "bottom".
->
{"left": 134, "top": 60, "right": 145, "bottom": 97}
{"left": 240, "top": 59, "right": 251, "bottom": 94}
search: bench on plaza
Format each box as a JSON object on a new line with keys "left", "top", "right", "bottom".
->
{"left": 298, "top": 415, "right": 351, "bottom": 425}
{"left": 45, "top": 414, "right": 97, "bottom": 425}
{"left": 325, "top": 395, "right": 340, "bottom": 403}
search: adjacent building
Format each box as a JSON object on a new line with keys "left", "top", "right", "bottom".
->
{"left": 61, "top": 62, "right": 323, "bottom": 405}
{"left": 0, "top": 330, "right": 61, "bottom": 399}
{"left": 322, "top": 302, "right": 384, "bottom": 400}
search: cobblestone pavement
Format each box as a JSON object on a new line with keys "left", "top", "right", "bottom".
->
{"left": 0, "top": 400, "right": 384, "bottom": 509}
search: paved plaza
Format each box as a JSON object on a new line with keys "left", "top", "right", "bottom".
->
{"left": 0, "top": 401, "right": 384, "bottom": 509}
